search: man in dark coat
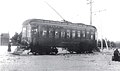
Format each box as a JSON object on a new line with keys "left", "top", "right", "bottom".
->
{"left": 113, "top": 49, "right": 120, "bottom": 61}
{"left": 8, "top": 42, "right": 11, "bottom": 52}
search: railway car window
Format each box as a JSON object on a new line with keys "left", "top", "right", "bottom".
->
{"left": 95, "top": 32, "right": 97, "bottom": 40}
{"left": 72, "top": 30, "right": 76, "bottom": 38}
{"left": 55, "top": 31, "right": 59, "bottom": 38}
{"left": 33, "top": 28, "right": 37, "bottom": 34}
{"left": 61, "top": 31, "right": 65, "bottom": 38}
{"left": 91, "top": 35, "right": 94, "bottom": 39}
{"left": 82, "top": 31, "right": 85, "bottom": 37}
{"left": 42, "top": 30, "right": 47, "bottom": 37}
{"left": 22, "top": 27, "right": 26, "bottom": 37}
{"left": 49, "top": 29, "right": 54, "bottom": 38}
{"left": 91, "top": 32, "right": 94, "bottom": 39}
{"left": 66, "top": 30, "right": 70, "bottom": 38}
{"left": 77, "top": 31, "right": 81, "bottom": 38}
{"left": 86, "top": 31, "right": 90, "bottom": 39}
{"left": 27, "top": 27, "right": 31, "bottom": 37}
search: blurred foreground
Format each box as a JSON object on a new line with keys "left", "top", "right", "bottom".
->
{"left": 0, "top": 46, "right": 120, "bottom": 71}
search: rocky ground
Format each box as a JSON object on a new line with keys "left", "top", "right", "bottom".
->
{"left": 0, "top": 46, "right": 120, "bottom": 71}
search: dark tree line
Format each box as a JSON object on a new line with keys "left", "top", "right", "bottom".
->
{"left": 10, "top": 32, "right": 22, "bottom": 45}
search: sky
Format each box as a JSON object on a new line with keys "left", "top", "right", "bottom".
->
{"left": 0, "top": 0, "right": 120, "bottom": 41}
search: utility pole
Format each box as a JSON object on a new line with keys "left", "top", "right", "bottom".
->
{"left": 87, "top": 0, "right": 93, "bottom": 25}
{"left": 90, "top": 0, "right": 92, "bottom": 25}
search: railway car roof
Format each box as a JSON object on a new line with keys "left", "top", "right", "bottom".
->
{"left": 23, "top": 19, "right": 97, "bottom": 30}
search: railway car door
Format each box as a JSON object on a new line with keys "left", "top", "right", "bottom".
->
{"left": 31, "top": 25, "right": 39, "bottom": 45}
{"left": 22, "top": 26, "right": 27, "bottom": 40}
{"left": 26, "top": 24, "right": 31, "bottom": 42}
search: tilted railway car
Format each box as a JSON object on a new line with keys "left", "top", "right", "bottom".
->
{"left": 21, "top": 19, "right": 97, "bottom": 55}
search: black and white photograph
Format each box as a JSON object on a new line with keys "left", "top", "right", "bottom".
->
{"left": 0, "top": 0, "right": 120, "bottom": 71}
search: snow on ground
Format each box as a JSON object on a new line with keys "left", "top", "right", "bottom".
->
{"left": 0, "top": 46, "right": 120, "bottom": 71}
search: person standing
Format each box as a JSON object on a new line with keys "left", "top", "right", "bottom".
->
{"left": 113, "top": 49, "right": 120, "bottom": 61}
{"left": 8, "top": 42, "right": 11, "bottom": 52}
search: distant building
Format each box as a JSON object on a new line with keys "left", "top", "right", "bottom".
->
{"left": 0, "top": 33, "right": 9, "bottom": 46}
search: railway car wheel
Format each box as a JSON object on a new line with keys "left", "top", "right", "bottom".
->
{"left": 46, "top": 52, "right": 50, "bottom": 55}
{"left": 32, "top": 52, "right": 37, "bottom": 55}
{"left": 55, "top": 51, "right": 58, "bottom": 55}
{"left": 50, "top": 47, "right": 58, "bottom": 55}
{"left": 69, "top": 51, "right": 73, "bottom": 54}
{"left": 88, "top": 51, "right": 93, "bottom": 53}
